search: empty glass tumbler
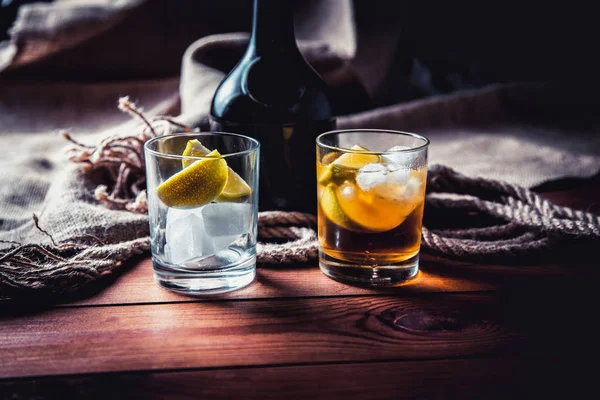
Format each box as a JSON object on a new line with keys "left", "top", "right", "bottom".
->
{"left": 145, "top": 132, "right": 260, "bottom": 295}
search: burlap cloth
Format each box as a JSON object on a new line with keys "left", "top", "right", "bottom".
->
{"left": 1, "top": 0, "right": 599, "bottom": 300}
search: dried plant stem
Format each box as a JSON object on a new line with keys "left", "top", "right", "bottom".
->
{"left": 111, "top": 164, "right": 129, "bottom": 198}
{"left": 32, "top": 214, "right": 57, "bottom": 247}
{"left": 118, "top": 96, "right": 158, "bottom": 137}
{"left": 63, "top": 96, "right": 194, "bottom": 213}
{"left": 107, "top": 144, "right": 143, "bottom": 165}
{"left": 60, "top": 131, "right": 94, "bottom": 148}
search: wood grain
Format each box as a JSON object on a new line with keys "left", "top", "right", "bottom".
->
{"left": 59, "top": 251, "right": 594, "bottom": 308}
{"left": 0, "top": 357, "right": 589, "bottom": 400}
{"left": 1, "top": 289, "right": 594, "bottom": 379}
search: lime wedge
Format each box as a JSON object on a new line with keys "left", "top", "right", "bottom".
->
{"left": 156, "top": 149, "right": 228, "bottom": 208}
{"left": 320, "top": 183, "right": 354, "bottom": 231}
{"left": 180, "top": 139, "right": 252, "bottom": 201}
{"left": 318, "top": 144, "right": 380, "bottom": 185}
{"left": 319, "top": 183, "right": 367, "bottom": 233}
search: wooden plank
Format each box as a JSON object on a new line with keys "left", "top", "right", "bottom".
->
{"left": 0, "top": 357, "right": 588, "bottom": 400}
{"left": 63, "top": 253, "right": 591, "bottom": 307}
{"left": 59, "top": 257, "right": 510, "bottom": 305}
{"left": 1, "top": 290, "right": 594, "bottom": 379}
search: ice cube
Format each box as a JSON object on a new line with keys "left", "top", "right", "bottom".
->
{"left": 202, "top": 203, "right": 253, "bottom": 236}
{"left": 356, "top": 163, "right": 388, "bottom": 191}
{"left": 202, "top": 203, "right": 254, "bottom": 252}
{"left": 386, "top": 164, "right": 411, "bottom": 185}
{"left": 383, "top": 145, "right": 425, "bottom": 168}
{"left": 164, "top": 207, "right": 216, "bottom": 264}
{"left": 404, "top": 177, "right": 423, "bottom": 199}
{"left": 213, "top": 233, "right": 250, "bottom": 252}
{"left": 338, "top": 182, "right": 357, "bottom": 201}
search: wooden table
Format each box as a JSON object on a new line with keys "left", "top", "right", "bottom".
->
{"left": 1, "top": 181, "right": 599, "bottom": 399}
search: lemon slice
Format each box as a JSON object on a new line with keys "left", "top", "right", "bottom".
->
{"left": 333, "top": 144, "right": 380, "bottom": 169}
{"left": 156, "top": 149, "right": 228, "bottom": 208}
{"left": 319, "top": 183, "right": 374, "bottom": 233}
{"left": 182, "top": 139, "right": 252, "bottom": 201}
{"left": 336, "top": 182, "right": 416, "bottom": 232}
{"left": 216, "top": 168, "right": 252, "bottom": 201}
{"left": 318, "top": 145, "right": 381, "bottom": 185}
{"left": 182, "top": 139, "right": 212, "bottom": 168}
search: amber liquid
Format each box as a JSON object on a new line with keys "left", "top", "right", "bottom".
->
{"left": 318, "top": 202, "right": 424, "bottom": 264}
{"left": 317, "top": 162, "right": 426, "bottom": 265}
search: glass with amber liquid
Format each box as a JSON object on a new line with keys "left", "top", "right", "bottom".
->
{"left": 316, "top": 130, "right": 429, "bottom": 286}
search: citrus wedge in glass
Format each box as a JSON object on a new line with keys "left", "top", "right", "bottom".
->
{"left": 335, "top": 182, "right": 416, "bottom": 232}
{"left": 318, "top": 144, "right": 380, "bottom": 185}
{"left": 182, "top": 139, "right": 252, "bottom": 201}
{"left": 156, "top": 149, "right": 228, "bottom": 208}
{"left": 319, "top": 183, "right": 360, "bottom": 232}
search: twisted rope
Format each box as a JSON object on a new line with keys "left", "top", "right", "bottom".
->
{"left": 420, "top": 165, "right": 599, "bottom": 260}
{"left": 254, "top": 164, "right": 599, "bottom": 263}
{"left": 0, "top": 236, "right": 150, "bottom": 301}
{"left": 426, "top": 165, "right": 600, "bottom": 235}
{"left": 257, "top": 212, "right": 317, "bottom": 264}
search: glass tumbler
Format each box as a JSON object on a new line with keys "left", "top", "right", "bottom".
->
{"left": 316, "top": 129, "right": 429, "bottom": 286}
{"left": 145, "top": 132, "right": 260, "bottom": 295}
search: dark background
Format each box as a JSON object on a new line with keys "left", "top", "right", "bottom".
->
{"left": 2, "top": 0, "right": 598, "bottom": 108}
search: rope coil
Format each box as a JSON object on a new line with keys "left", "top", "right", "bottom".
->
{"left": 255, "top": 164, "right": 600, "bottom": 263}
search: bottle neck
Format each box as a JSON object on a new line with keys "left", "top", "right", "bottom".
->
{"left": 249, "top": 0, "right": 299, "bottom": 55}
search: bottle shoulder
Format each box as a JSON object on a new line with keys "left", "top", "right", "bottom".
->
{"left": 210, "top": 53, "right": 334, "bottom": 123}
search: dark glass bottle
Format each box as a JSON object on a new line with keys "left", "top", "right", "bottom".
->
{"left": 209, "top": 0, "right": 336, "bottom": 213}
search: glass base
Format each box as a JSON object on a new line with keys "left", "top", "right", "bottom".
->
{"left": 319, "top": 250, "right": 419, "bottom": 287}
{"left": 152, "top": 253, "right": 256, "bottom": 295}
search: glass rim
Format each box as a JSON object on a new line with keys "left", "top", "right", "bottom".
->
{"left": 144, "top": 132, "right": 260, "bottom": 160}
{"left": 316, "top": 129, "right": 430, "bottom": 154}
